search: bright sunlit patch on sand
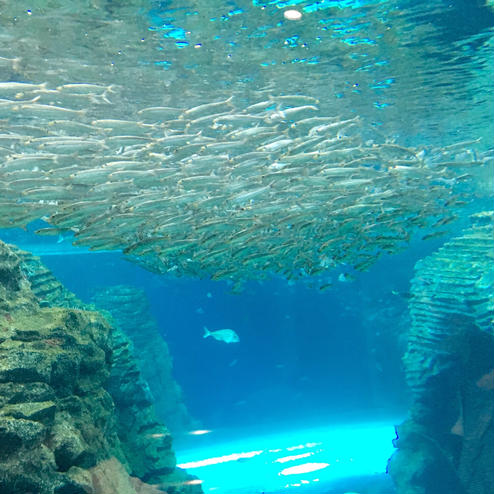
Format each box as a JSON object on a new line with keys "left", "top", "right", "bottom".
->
{"left": 188, "top": 429, "right": 212, "bottom": 435}
{"left": 175, "top": 420, "right": 398, "bottom": 493}
{"left": 274, "top": 452, "right": 313, "bottom": 463}
{"left": 286, "top": 441, "right": 321, "bottom": 451}
{"left": 178, "top": 450, "right": 263, "bottom": 469}
{"left": 279, "top": 462, "right": 330, "bottom": 476}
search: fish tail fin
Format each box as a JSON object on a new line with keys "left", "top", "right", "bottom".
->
{"left": 203, "top": 326, "right": 211, "bottom": 338}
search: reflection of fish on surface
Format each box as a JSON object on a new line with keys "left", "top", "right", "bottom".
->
{"left": 203, "top": 326, "right": 240, "bottom": 343}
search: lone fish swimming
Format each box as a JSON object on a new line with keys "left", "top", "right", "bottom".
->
{"left": 203, "top": 326, "right": 240, "bottom": 343}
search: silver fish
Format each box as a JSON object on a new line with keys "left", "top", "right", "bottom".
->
{"left": 203, "top": 326, "right": 240, "bottom": 343}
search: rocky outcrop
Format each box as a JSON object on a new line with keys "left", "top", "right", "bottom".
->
{"left": 92, "top": 285, "right": 196, "bottom": 434}
{"left": 18, "top": 250, "right": 85, "bottom": 310}
{"left": 0, "top": 242, "right": 122, "bottom": 493}
{"left": 403, "top": 211, "right": 494, "bottom": 399}
{"left": 0, "top": 241, "right": 201, "bottom": 494}
{"left": 107, "top": 327, "right": 179, "bottom": 485}
{"left": 389, "top": 212, "right": 494, "bottom": 494}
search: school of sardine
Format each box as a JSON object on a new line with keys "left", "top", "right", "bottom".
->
{"left": 0, "top": 1, "right": 491, "bottom": 286}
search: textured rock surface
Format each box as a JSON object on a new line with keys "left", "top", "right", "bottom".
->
{"left": 71, "top": 456, "right": 168, "bottom": 494}
{"left": 107, "top": 327, "right": 179, "bottom": 484}
{"left": 0, "top": 242, "right": 123, "bottom": 493}
{"left": 0, "top": 241, "right": 201, "bottom": 494}
{"left": 403, "top": 211, "right": 494, "bottom": 397}
{"left": 92, "top": 285, "right": 196, "bottom": 433}
{"left": 389, "top": 212, "right": 494, "bottom": 494}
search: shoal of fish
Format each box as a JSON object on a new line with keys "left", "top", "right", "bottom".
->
{"left": 0, "top": 80, "right": 488, "bottom": 288}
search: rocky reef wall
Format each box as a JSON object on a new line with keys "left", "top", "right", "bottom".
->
{"left": 0, "top": 241, "right": 201, "bottom": 494}
{"left": 91, "top": 285, "right": 196, "bottom": 434}
{"left": 389, "top": 212, "right": 494, "bottom": 494}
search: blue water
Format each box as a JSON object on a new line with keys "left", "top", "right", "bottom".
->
{"left": 0, "top": 224, "right": 431, "bottom": 429}
{"left": 1, "top": 223, "right": 451, "bottom": 434}
{"left": 1, "top": 227, "right": 412, "bottom": 492}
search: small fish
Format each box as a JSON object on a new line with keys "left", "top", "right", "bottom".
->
{"left": 270, "top": 94, "right": 319, "bottom": 106}
{"left": 56, "top": 83, "right": 116, "bottom": 94}
{"left": 17, "top": 102, "right": 86, "bottom": 117}
{"left": 203, "top": 326, "right": 239, "bottom": 343}
{"left": 0, "top": 81, "right": 48, "bottom": 95}
{"left": 391, "top": 290, "right": 412, "bottom": 299}
{"left": 318, "top": 282, "right": 333, "bottom": 291}
{"left": 338, "top": 272, "right": 355, "bottom": 282}
{"left": 422, "top": 230, "right": 448, "bottom": 241}
{"left": 258, "top": 138, "right": 293, "bottom": 152}
{"left": 185, "top": 96, "right": 234, "bottom": 118}
{"left": 146, "top": 433, "right": 169, "bottom": 439}
{"left": 188, "top": 429, "right": 211, "bottom": 435}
